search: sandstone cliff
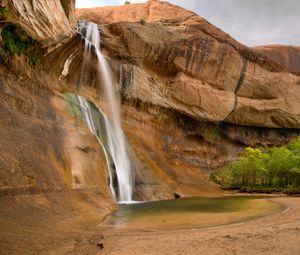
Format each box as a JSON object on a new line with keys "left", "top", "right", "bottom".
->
{"left": 71, "top": 1, "right": 300, "bottom": 197}
{"left": 254, "top": 45, "right": 300, "bottom": 75}
{"left": 0, "top": 1, "right": 115, "bottom": 253}
{"left": 1, "top": 0, "right": 300, "bottom": 253}
{"left": 76, "top": 1, "right": 300, "bottom": 129}
{"left": 0, "top": 0, "right": 299, "bottom": 210}
{"left": 0, "top": 0, "right": 76, "bottom": 47}
{"left": 33, "top": 0, "right": 300, "bottom": 200}
{"left": 64, "top": 0, "right": 300, "bottom": 199}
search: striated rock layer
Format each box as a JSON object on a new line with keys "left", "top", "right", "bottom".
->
{"left": 0, "top": 0, "right": 299, "bottom": 206}
{"left": 70, "top": 1, "right": 300, "bottom": 195}
{"left": 1, "top": 0, "right": 300, "bottom": 252}
{"left": 254, "top": 45, "right": 300, "bottom": 75}
{"left": 43, "top": 0, "right": 300, "bottom": 200}
{"left": 0, "top": 0, "right": 76, "bottom": 47}
{"left": 77, "top": 0, "right": 300, "bottom": 129}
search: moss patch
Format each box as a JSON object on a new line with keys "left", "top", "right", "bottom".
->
{"left": 1, "top": 24, "right": 34, "bottom": 54}
{"left": 0, "top": 23, "right": 43, "bottom": 66}
{"left": 0, "top": 7, "right": 7, "bottom": 14}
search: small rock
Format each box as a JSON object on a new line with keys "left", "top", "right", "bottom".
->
{"left": 97, "top": 242, "right": 104, "bottom": 250}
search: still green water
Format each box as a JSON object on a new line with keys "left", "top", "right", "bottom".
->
{"left": 105, "top": 196, "right": 286, "bottom": 230}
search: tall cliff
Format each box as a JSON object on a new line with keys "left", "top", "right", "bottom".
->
{"left": 0, "top": 0, "right": 300, "bottom": 253}
{"left": 0, "top": 1, "right": 114, "bottom": 253}
{"left": 1, "top": 0, "right": 299, "bottom": 204}
{"left": 76, "top": 1, "right": 300, "bottom": 129}
{"left": 75, "top": 1, "right": 300, "bottom": 198}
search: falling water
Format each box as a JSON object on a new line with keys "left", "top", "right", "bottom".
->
{"left": 77, "top": 95, "right": 117, "bottom": 199}
{"left": 77, "top": 22, "right": 134, "bottom": 202}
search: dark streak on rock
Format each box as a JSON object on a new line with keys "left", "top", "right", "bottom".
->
{"left": 223, "top": 58, "right": 248, "bottom": 121}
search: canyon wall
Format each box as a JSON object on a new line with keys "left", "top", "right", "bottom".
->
{"left": 77, "top": 1, "right": 300, "bottom": 129}
{"left": 75, "top": 1, "right": 300, "bottom": 198}
{"left": 0, "top": 0, "right": 299, "bottom": 205}
{"left": 1, "top": 0, "right": 300, "bottom": 252}
{"left": 0, "top": 0, "right": 76, "bottom": 47}
{"left": 254, "top": 45, "right": 300, "bottom": 75}
{"left": 0, "top": 2, "right": 114, "bottom": 253}
{"left": 0, "top": 0, "right": 114, "bottom": 204}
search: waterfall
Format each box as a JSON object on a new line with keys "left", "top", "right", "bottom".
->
{"left": 77, "top": 95, "right": 117, "bottom": 199}
{"left": 77, "top": 22, "right": 134, "bottom": 203}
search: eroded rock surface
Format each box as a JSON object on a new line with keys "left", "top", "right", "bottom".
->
{"left": 0, "top": 40, "right": 113, "bottom": 253}
{"left": 1, "top": 0, "right": 299, "bottom": 204}
{"left": 254, "top": 45, "right": 300, "bottom": 75}
{"left": 77, "top": 0, "right": 300, "bottom": 129}
{"left": 1, "top": 1, "right": 300, "bottom": 253}
{"left": 1, "top": 0, "right": 76, "bottom": 47}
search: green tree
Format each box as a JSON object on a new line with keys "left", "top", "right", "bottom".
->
{"left": 211, "top": 136, "right": 300, "bottom": 193}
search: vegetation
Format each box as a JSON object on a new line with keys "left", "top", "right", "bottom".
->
{"left": 211, "top": 137, "right": 300, "bottom": 194}
{"left": 63, "top": 93, "right": 82, "bottom": 118}
{"left": 1, "top": 24, "right": 34, "bottom": 54}
{"left": 0, "top": 6, "right": 7, "bottom": 14}
{"left": 124, "top": 1, "right": 131, "bottom": 5}
{"left": 0, "top": 6, "right": 40, "bottom": 64}
{"left": 0, "top": 21, "right": 42, "bottom": 66}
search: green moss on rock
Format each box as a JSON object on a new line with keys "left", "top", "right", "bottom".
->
{"left": 1, "top": 24, "right": 34, "bottom": 54}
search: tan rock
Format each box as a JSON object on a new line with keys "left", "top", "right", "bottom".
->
{"left": 168, "top": 72, "right": 235, "bottom": 122}
{"left": 75, "top": 1, "right": 300, "bottom": 128}
{"left": 254, "top": 45, "right": 300, "bottom": 75}
{"left": 2, "top": 0, "right": 76, "bottom": 47}
{"left": 226, "top": 62, "right": 300, "bottom": 128}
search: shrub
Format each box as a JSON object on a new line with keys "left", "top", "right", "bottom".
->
{"left": 211, "top": 137, "right": 300, "bottom": 194}
{"left": 139, "top": 19, "right": 146, "bottom": 25}
{"left": 0, "top": 6, "right": 7, "bottom": 15}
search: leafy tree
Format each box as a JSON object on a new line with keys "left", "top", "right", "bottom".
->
{"left": 211, "top": 136, "right": 300, "bottom": 193}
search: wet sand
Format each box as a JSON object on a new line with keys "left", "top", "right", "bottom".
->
{"left": 99, "top": 197, "right": 300, "bottom": 255}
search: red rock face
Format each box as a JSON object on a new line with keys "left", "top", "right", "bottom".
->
{"left": 69, "top": 0, "right": 300, "bottom": 198}
{"left": 0, "top": 2, "right": 300, "bottom": 250}
{"left": 76, "top": 1, "right": 300, "bottom": 129}
{"left": 1, "top": 0, "right": 76, "bottom": 47}
{"left": 254, "top": 45, "right": 300, "bottom": 75}
{"left": 1, "top": 0, "right": 300, "bottom": 204}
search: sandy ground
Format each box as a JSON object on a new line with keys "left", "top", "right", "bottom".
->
{"left": 98, "top": 197, "right": 300, "bottom": 255}
{"left": 1, "top": 196, "right": 300, "bottom": 254}
{"left": 0, "top": 192, "right": 114, "bottom": 255}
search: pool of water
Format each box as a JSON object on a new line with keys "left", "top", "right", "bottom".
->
{"left": 104, "top": 196, "right": 286, "bottom": 230}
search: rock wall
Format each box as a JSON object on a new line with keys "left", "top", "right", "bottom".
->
{"left": 0, "top": 0, "right": 76, "bottom": 47}
{"left": 0, "top": 0, "right": 300, "bottom": 217}
{"left": 29, "top": 0, "right": 299, "bottom": 199}
{"left": 0, "top": 47, "right": 111, "bottom": 196}
{"left": 0, "top": 0, "right": 298, "bottom": 202}
{"left": 254, "top": 45, "right": 300, "bottom": 75}
{"left": 1, "top": 1, "right": 300, "bottom": 251}
{"left": 77, "top": 1, "right": 300, "bottom": 129}
{"left": 0, "top": 46, "right": 114, "bottom": 252}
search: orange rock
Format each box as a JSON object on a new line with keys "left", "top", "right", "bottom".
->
{"left": 76, "top": 1, "right": 300, "bottom": 128}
